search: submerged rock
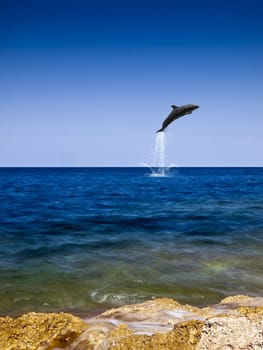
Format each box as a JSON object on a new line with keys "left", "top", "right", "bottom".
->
{"left": 0, "top": 296, "right": 263, "bottom": 349}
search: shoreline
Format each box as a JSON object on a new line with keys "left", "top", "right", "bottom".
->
{"left": 1, "top": 295, "right": 263, "bottom": 349}
{"left": 0, "top": 307, "right": 107, "bottom": 320}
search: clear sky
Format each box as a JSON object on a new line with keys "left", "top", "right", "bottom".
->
{"left": 1, "top": 0, "right": 263, "bottom": 166}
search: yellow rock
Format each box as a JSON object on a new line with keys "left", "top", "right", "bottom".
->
{"left": 0, "top": 312, "right": 87, "bottom": 350}
{"left": 1, "top": 296, "right": 263, "bottom": 350}
{"left": 106, "top": 320, "right": 203, "bottom": 350}
{"left": 237, "top": 306, "right": 263, "bottom": 323}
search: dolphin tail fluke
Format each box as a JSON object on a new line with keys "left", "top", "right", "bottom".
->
{"left": 156, "top": 128, "right": 164, "bottom": 133}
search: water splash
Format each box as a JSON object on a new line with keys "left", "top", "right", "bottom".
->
{"left": 142, "top": 132, "right": 176, "bottom": 176}
{"left": 153, "top": 132, "right": 166, "bottom": 169}
{"left": 143, "top": 132, "right": 172, "bottom": 177}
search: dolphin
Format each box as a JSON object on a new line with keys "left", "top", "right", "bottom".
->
{"left": 156, "top": 104, "right": 199, "bottom": 132}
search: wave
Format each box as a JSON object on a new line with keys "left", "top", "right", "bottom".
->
{"left": 90, "top": 290, "right": 149, "bottom": 306}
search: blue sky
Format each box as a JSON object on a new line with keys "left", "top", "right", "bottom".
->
{"left": 1, "top": 0, "right": 263, "bottom": 166}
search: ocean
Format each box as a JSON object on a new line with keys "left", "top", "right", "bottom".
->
{"left": 0, "top": 167, "right": 262, "bottom": 316}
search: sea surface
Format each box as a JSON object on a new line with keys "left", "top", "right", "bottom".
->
{"left": 0, "top": 167, "right": 263, "bottom": 316}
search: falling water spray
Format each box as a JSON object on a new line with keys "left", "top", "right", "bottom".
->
{"left": 151, "top": 132, "right": 169, "bottom": 176}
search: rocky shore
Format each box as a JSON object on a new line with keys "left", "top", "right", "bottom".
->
{"left": 1, "top": 295, "right": 263, "bottom": 349}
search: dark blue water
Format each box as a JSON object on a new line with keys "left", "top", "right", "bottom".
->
{"left": 0, "top": 167, "right": 263, "bottom": 316}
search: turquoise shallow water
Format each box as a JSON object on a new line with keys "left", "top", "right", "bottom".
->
{"left": 0, "top": 167, "right": 263, "bottom": 316}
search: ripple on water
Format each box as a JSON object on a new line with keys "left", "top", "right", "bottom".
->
{"left": 0, "top": 167, "right": 263, "bottom": 314}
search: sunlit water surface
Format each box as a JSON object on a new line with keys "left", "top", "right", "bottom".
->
{"left": 0, "top": 167, "right": 263, "bottom": 316}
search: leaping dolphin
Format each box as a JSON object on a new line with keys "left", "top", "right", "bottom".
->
{"left": 156, "top": 104, "right": 199, "bottom": 132}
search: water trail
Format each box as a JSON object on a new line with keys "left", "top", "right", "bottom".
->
{"left": 151, "top": 132, "right": 170, "bottom": 177}
{"left": 142, "top": 131, "right": 176, "bottom": 176}
{"left": 154, "top": 132, "right": 166, "bottom": 169}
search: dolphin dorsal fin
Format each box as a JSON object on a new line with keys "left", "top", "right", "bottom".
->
{"left": 171, "top": 105, "right": 179, "bottom": 109}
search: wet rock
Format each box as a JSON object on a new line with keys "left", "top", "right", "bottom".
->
{"left": 96, "top": 298, "right": 202, "bottom": 335}
{"left": 105, "top": 320, "right": 203, "bottom": 350}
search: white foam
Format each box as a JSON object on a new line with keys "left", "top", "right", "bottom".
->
{"left": 90, "top": 290, "right": 146, "bottom": 306}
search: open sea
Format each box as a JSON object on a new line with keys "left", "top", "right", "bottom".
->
{"left": 0, "top": 167, "right": 263, "bottom": 316}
